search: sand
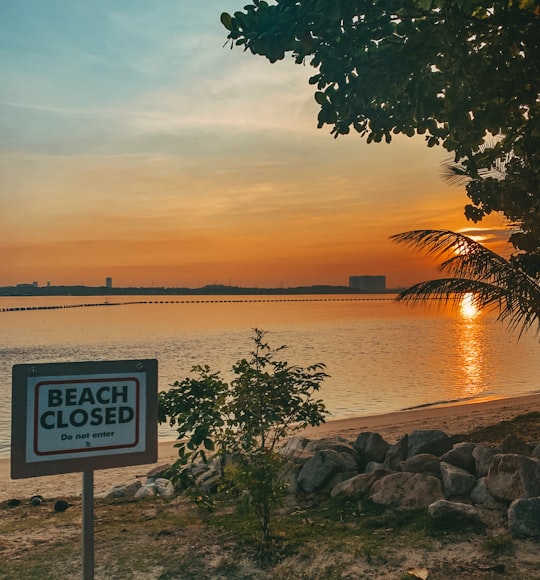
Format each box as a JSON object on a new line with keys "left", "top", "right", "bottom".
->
{"left": 1, "top": 393, "right": 539, "bottom": 502}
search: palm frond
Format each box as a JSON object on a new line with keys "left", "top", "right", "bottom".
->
{"left": 441, "top": 162, "right": 470, "bottom": 186}
{"left": 391, "top": 229, "right": 540, "bottom": 339}
{"left": 390, "top": 229, "right": 480, "bottom": 259}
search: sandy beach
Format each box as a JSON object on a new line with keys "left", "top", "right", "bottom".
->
{"left": 1, "top": 393, "right": 539, "bottom": 502}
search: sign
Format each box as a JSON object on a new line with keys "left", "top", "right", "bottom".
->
{"left": 11, "top": 359, "right": 158, "bottom": 478}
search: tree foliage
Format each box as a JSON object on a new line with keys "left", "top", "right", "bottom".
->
{"left": 391, "top": 229, "right": 540, "bottom": 337}
{"left": 159, "top": 328, "right": 328, "bottom": 544}
{"left": 222, "top": 1, "right": 540, "bottom": 273}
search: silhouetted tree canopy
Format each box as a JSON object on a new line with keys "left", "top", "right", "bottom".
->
{"left": 222, "top": 1, "right": 540, "bottom": 274}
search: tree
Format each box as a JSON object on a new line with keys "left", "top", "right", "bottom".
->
{"left": 158, "top": 328, "right": 328, "bottom": 547}
{"left": 391, "top": 229, "right": 540, "bottom": 337}
{"left": 221, "top": 1, "right": 540, "bottom": 273}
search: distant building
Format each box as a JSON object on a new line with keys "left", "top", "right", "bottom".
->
{"left": 106, "top": 277, "right": 113, "bottom": 288}
{"left": 32, "top": 281, "right": 38, "bottom": 287}
{"left": 349, "top": 275, "right": 386, "bottom": 291}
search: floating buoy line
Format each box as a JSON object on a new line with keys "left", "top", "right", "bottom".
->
{"left": 0, "top": 296, "right": 396, "bottom": 312}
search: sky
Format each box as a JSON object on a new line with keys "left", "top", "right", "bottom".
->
{"left": 1, "top": 1, "right": 510, "bottom": 289}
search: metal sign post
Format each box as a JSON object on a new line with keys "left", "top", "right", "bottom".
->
{"left": 82, "top": 471, "right": 94, "bottom": 580}
{"left": 11, "top": 359, "right": 158, "bottom": 580}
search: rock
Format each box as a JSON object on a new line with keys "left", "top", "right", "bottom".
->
{"left": 53, "top": 499, "right": 69, "bottom": 512}
{"left": 370, "top": 472, "right": 444, "bottom": 509}
{"left": 470, "top": 477, "right": 504, "bottom": 510}
{"left": 297, "top": 449, "right": 359, "bottom": 494}
{"left": 154, "top": 478, "right": 175, "bottom": 497}
{"left": 354, "top": 431, "right": 389, "bottom": 463}
{"left": 195, "top": 466, "right": 220, "bottom": 485}
{"left": 190, "top": 461, "right": 211, "bottom": 479}
{"left": 508, "top": 497, "right": 540, "bottom": 538}
{"left": 400, "top": 453, "right": 441, "bottom": 479}
{"left": 330, "top": 469, "right": 392, "bottom": 499}
{"left": 473, "top": 445, "right": 498, "bottom": 478}
{"left": 327, "top": 470, "right": 360, "bottom": 492}
{"left": 533, "top": 443, "right": 540, "bottom": 460}
{"left": 280, "top": 436, "right": 309, "bottom": 458}
{"left": 365, "top": 460, "right": 386, "bottom": 473}
{"left": 428, "top": 499, "right": 481, "bottom": 524}
{"left": 146, "top": 464, "right": 171, "bottom": 479}
{"left": 487, "top": 454, "right": 540, "bottom": 501}
{"left": 134, "top": 485, "right": 156, "bottom": 499}
{"left": 385, "top": 435, "right": 408, "bottom": 471}
{"left": 441, "top": 442, "right": 476, "bottom": 474}
{"left": 305, "top": 437, "right": 356, "bottom": 456}
{"left": 440, "top": 461, "right": 476, "bottom": 498}
{"left": 501, "top": 434, "right": 531, "bottom": 456}
{"left": 407, "top": 429, "right": 453, "bottom": 458}
{"left": 199, "top": 474, "right": 221, "bottom": 495}
{"left": 289, "top": 449, "right": 316, "bottom": 467}
{"left": 106, "top": 480, "right": 142, "bottom": 499}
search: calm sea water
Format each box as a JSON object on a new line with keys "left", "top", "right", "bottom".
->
{"left": 1, "top": 294, "right": 539, "bottom": 458}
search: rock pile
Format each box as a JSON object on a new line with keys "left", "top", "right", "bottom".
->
{"left": 285, "top": 429, "right": 540, "bottom": 538}
{"left": 105, "top": 429, "right": 540, "bottom": 539}
{"left": 103, "top": 464, "right": 175, "bottom": 500}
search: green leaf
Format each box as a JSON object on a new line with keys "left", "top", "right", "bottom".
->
{"left": 314, "top": 91, "right": 327, "bottom": 105}
{"left": 220, "top": 12, "right": 233, "bottom": 31}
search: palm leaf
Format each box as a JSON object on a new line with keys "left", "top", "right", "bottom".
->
{"left": 391, "top": 229, "right": 540, "bottom": 338}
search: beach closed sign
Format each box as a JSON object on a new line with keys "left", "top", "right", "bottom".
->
{"left": 11, "top": 359, "right": 158, "bottom": 478}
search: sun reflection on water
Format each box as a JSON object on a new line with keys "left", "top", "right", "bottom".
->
{"left": 456, "top": 293, "right": 485, "bottom": 398}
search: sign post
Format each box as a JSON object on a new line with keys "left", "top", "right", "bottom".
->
{"left": 11, "top": 359, "right": 158, "bottom": 579}
{"left": 82, "top": 470, "right": 94, "bottom": 580}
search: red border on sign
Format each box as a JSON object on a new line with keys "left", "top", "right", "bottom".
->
{"left": 32, "top": 377, "right": 141, "bottom": 456}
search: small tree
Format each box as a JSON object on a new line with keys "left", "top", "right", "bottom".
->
{"left": 158, "top": 328, "right": 329, "bottom": 545}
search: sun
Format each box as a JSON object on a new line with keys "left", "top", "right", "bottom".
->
{"left": 460, "top": 293, "right": 479, "bottom": 318}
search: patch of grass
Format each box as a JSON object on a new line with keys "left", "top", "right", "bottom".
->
{"left": 482, "top": 533, "right": 515, "bottom": 557}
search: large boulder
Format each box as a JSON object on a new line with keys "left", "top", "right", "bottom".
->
{"left": 354, "top": 432, "right": 389, "bottom": 464}
{"left": 400, "top": 453, "right": 441, "bottom": 479}
{"left": 296, "top": 449, "right": 358, "bottom": 494}
{"left": 385, "top": 435, "right": 409, "bottom": 471}
{"left": 473, "top": 445, "right": 498, "bottom": 478}
{"left": 305, "top": 437, "right": 357, "bottom": 456}
{"left": 440, "top": 442, "right": 476, "bottom": 474}
{"left": 470, "top": 477, "right": 505, "bottom": 510}
{"left": 105, "top": 480, "right": 142, "bottom": 499}
{"left": 370, "top": 472, "right": 443, "bottom": 510}
{"left": 330, "top": 469, "right": 392, "bottom": 499}
{"left": 279, "top": 436, "right": 310, "bottom": 458}
{"left": 428, "top": 499, "right": 482, "bottom": 525}
{"left": 407, "top": 429, "right": 453, "bottom": 459}
{"left": 440, "top": 462, "right": 476, "bottom": 498}
{"left": 487, "top": 454, "right": 540, "bottom": 501}
{"left": 508, "top": 497, "right": 540, "bottom": 538}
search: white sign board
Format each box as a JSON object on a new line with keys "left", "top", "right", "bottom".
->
{"left": 12, "top": 360, "right": 158, "bottom": 478}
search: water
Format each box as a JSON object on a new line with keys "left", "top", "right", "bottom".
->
{"left": 2, "top": 294, "right": 540, "bottom": 458}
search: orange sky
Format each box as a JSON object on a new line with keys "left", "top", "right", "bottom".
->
{"left": 1, "top": 2, "right": 511, "bottom": 289}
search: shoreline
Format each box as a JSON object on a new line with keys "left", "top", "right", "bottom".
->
{"left": 1, "top": 392, "right": 539, "bottom": 502}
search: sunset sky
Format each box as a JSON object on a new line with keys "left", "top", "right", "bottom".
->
{"left": 1, "top": 1, "right": 510, "bottom": 289}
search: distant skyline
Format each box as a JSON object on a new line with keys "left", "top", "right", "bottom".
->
{"left": 1, "top": 2, "right": 510, "bottom": 289}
